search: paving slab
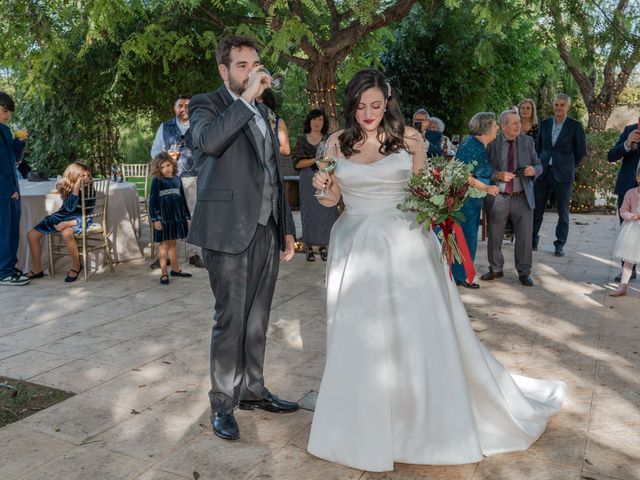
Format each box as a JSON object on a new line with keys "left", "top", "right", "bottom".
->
{"left": 0, "top": 213, "right": 638, "bottom": 479}
{"left": 0, "top": 423, "right": 75, "bottom": 478}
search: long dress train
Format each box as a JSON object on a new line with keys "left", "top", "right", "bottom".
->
{"left": 307, "top": 150, "right": 565, "bottom": 472}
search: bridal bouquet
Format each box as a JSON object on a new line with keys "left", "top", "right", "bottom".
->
{"left": 399, "top": 156, "right": 486, "bottom": 281}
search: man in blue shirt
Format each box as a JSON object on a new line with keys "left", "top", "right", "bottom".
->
{"left": 0, "top": 92, "right": 30, "bottom": 286}
{"left": 532, "top": 94, "right": 587, "bottom": 257}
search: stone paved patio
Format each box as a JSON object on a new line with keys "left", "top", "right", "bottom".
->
{"left": 0, "top": 213, "right": 638, "bottom": 480}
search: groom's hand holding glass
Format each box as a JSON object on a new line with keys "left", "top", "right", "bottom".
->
{"left": 241, "top": 65, "right": 272, "bottom": 103}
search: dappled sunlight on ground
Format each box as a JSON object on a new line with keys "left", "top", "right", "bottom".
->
{"left": 0, "top": 213, "right": 638, "bottom": 479}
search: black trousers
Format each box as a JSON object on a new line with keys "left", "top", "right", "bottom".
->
{"left": 532, "top": 167, "right": 572, "bottom": 247}
{"left": 617, "top": 194, "right": 625, "bottom": 225}
{"left": 202, "top": 218, "right": 279, "bottom": 414}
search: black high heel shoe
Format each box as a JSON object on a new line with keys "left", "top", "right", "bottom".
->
{"left": 306, "top": 250, "right": 316, "bottom": 262}
{"left": 319, "top": 247, "right": 328, "bottom": 261}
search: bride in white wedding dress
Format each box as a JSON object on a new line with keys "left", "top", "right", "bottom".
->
{"left": 306, "top": 69, "right": 565, "bottom": 472}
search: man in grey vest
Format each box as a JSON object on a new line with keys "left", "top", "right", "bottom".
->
{"left": 481, "top": 110, "right": 542, "bottom": 286}
{"left": 188, "top": 35, "right": 298, "bottom": 441}
{"left": 150, "top": 94, "right": 204, "bottom": 268}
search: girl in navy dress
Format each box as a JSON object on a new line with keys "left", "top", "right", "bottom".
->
{"left": 149, "top": 152, "right": 192, "bottom": 285}
{"left": 26, "top": 161, "right": 93, "bottom": 282}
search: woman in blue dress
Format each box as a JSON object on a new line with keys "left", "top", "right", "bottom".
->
{"left": 26, "top": 161, "right": 93, "bottom": 282}
{"left": 452, "top": 112, "right": 500, "bottom": 288}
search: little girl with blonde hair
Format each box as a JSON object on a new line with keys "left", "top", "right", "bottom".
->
{"left": 26, "top": 161, "right": 93, "bottom": 282}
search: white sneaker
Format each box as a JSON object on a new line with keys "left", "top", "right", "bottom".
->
{"left": 0, "top": 273, "right": 31, "bottom": 286}
{"left": 13, "top": 269, "right": 30, "bottom": 282}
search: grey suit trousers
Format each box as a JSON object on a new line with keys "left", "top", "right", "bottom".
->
{"left": 487, "top": 194, "right": 533, "bottom": 276}
{"left": 202, "top": 218, "right": 279, "bottom": 414}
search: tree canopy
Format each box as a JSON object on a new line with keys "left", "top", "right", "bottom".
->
{"left": 383, "top": 1, "right": 562, "bottom": 133}
{"left": 0, "top": 0, "right": 638, "bottom": 178}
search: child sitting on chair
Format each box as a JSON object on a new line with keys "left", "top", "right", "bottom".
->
{"left": 149, "top": 151, "right": 192, "bottom": 285}
{"left": 26, "top": 161, "right": 93, "bottom": 283}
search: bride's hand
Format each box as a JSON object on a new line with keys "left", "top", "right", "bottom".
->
{"left": 312, "top": 171, "right": 332, "bottom": 191}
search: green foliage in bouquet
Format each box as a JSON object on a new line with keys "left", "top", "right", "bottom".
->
{"left": 399, "top": 156, "right": 486, "bottom": 227}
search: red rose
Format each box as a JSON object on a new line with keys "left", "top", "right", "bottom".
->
{"left": 445, "top": 196, "right": 455, "bottom": 209}
{"left": 432, "top": 169, "right": 442, "bottom": 181}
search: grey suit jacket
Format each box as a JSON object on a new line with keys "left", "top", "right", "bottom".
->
{"left": 187, "top": 86, "right": 295, "bottom": 254}
{"left": 487, "top": 134, "right": 542, "bottom": 210}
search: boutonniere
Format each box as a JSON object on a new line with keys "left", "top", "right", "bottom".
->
{"left": 267, "top": 110, "right": 277, "bottom": 131}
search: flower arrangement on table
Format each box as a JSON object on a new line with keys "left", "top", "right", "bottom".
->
{"left": 399, "top": 156, "right": 486, "bottom": 282}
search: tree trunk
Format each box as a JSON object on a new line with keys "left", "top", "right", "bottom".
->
{"left": 306, "top": 58, "right": 340, "bottom": 131}
{"left": 586, "top": 107, "right": 610, "bottom": 132}
{"left": 586, "top": 90, "right": 618, "bottom": 132}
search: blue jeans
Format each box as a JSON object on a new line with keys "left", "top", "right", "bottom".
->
{"left": 0, "top": 198, "right": 20, "bottom": 277}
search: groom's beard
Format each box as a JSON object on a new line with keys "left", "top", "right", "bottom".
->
{"left": 228, "top": 74, "right": 248, "bottom": 96}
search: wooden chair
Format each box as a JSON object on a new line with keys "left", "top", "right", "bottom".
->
{"left": 121, "top": 163, "right": 152, "bottom": 254}
{"left": 48, "top": 179, "right": 114, "bottom": 281}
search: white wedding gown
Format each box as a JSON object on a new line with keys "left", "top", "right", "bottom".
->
{"left": 307, "top": 150, "right": 565, "bottom": 472}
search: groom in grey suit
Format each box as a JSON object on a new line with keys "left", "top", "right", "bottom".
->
{"left": 481, "top": 110, "right": 542, "bottom": 286}
{"left": 188, "top": 35, "right": 298, "bottom": 441}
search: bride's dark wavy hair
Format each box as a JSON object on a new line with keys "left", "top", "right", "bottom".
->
{"left": 338, "top": 69, "right": 408, "bottom": 157}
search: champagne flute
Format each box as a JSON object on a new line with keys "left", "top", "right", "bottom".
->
{"left": 314, "top": 143, "right": 338, "bottom": 198}
{"left": 252, "top": 67, "right": 286, "bottom": 93}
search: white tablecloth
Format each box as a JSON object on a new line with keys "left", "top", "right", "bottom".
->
{"left": 17, "top": 180, "right": 143, "bottom": 273}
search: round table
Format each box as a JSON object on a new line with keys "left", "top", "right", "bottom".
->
{"left": 17, "top": 179, "right": 143, "bottom": 274}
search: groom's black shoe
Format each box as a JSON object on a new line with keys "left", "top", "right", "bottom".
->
{"left": 239, "top": 391, "right": 299, "bottom": 414}
{"left": 480, "top": 270, "right": 504, "bottom": 281}
{"left": 211, "top": 412, "right": 239, "bottom": 440}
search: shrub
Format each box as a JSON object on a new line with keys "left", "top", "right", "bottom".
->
{"left": 570, "top": 129, "right": 621, "bottom": 213}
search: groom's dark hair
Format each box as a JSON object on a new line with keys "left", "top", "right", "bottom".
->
{"left": 216, "top": 35, "right": 260, "bottom": 68}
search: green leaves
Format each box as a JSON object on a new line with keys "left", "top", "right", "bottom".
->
{"left": 431, "top": 194, "right": 445, "bottom": 206}
{"left": 383, "top": 1, "right": 554, "bottom": 132}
